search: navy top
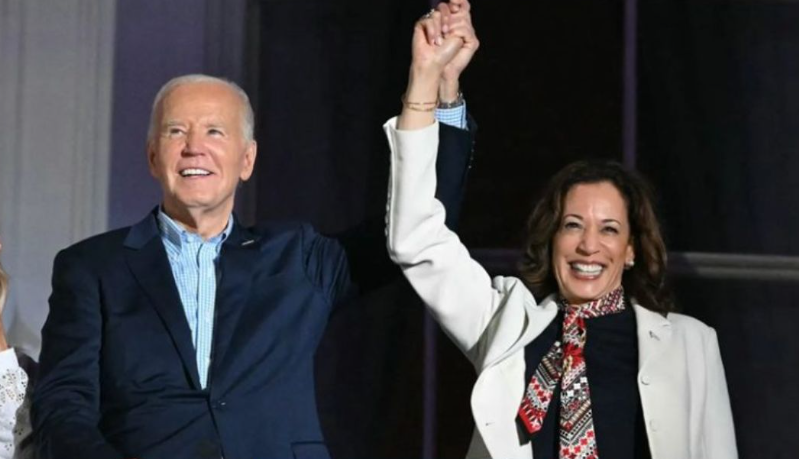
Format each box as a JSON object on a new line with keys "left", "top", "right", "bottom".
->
{"left": 518, "top": 303, "right": 652, "bottom": 459}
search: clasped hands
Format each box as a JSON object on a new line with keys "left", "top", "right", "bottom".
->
{"left": 401, "top": 0, "right": 478, "bottom": 129}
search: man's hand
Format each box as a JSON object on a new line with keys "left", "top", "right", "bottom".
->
{"left": 400, "top": 5, "right": 467, "bottom": 130}
{"left": 438, "top": 0, "right": 479, "bottom": 102}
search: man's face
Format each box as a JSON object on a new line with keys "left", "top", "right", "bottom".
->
{"left": 148, "top": 82, "right": 256, "bottom": 219}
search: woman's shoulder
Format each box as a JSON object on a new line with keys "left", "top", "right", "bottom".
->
{"left": 489, "top": 275, "right": 558, "bottom": 312}
{"left": 632, "top": 303, "right": 717, "bottom": 340}
{"left": 666, "top": 311, "right": 715, "bottom": 334}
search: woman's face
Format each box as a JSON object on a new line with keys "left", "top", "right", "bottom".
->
{"left": 551, "top": 181, "right": 634, "bottom": 305}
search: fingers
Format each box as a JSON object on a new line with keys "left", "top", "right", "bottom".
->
{"left": 447, "top": 0, "right": 471, "bottom": 14}
{"left": 444, "top": 15, "right": 477, "bottom": 47}
{"left": 419, "top": 9, "right": 444, "bottom": 46}
{"left": 440, "top": 0, "right": 473, "bottom": 36}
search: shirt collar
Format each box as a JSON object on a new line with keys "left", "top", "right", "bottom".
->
{"left": 156, "top": 207, "right": 234, "bottom": 248}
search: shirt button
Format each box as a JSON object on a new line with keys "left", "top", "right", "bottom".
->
{"left": 648, "top": 419, "right": 659, "bottom": 432}
{"left": 640, "top": 375, "right": 651, "bottom": 385}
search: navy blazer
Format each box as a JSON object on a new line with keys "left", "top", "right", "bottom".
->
{"left": 32, "top": 122, "right": 474, "bottom": 459}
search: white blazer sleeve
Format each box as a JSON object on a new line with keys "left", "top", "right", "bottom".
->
{"left": 703, "top": 329, "right": 739, "bottom": 459}
{"left": 384, "top": 117, "right": 514, "bottom": 358}
{"left": 0, "top": 349, "right": 28, "bottom": 459}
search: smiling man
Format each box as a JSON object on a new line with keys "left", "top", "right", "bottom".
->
{"left": 148, "top": 78, "right": 257, "bottom": 241}
{"left": 31, "top": 20, "right": 476, "bottom": 457}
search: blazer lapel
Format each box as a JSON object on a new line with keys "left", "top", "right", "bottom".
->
{"left": 633, "top": 304, "right": 673, "bottom": 373}
{"left": 124, "top": 210, "right": 202, "bottom": 389}
{"left": 208, "top": 221, "right": 259, "bottom": 378}
{"left": 488, "top": 293, "right": 559, "bottom": 369}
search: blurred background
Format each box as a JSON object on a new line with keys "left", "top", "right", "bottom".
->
{"left": 1, "top": 0, "right": 797, "bottom": 457}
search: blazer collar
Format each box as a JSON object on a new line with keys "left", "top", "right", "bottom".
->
{"left": 632, "top": 303, "right": 673, "bottom": 371}
{"left": 123, "top": 206, "right": 260, "bottom": 250}
{"left": 121, "top": 207, "right": 260, "bottom": 390}
{"left": 123, "top": 210, "right": 202, "bottom": 389}
{"left": 490, "top": 294, "right": 673, "bottom": 372}
{"left": 485, "top": 292, "right": 559, "bottom": 369}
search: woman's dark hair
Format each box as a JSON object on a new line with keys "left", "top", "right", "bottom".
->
{"left": 518, "top": 160, "right": 674, "bottom": 314}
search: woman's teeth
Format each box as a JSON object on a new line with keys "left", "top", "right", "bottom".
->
{"left": 571, "top": 263, "right": 603, "bottom": 275}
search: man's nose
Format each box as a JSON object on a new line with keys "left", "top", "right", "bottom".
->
{"left": 183, "top": 129, "right": 204, "bottom": 155}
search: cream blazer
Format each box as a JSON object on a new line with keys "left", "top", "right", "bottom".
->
{"left": 383, "top": 118, "right": 738, "bottom": 459}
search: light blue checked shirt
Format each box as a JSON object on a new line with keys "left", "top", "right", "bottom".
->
{"left": 157, "top": 209, "right": 233, "bottom": 389}
{"left": 154, "top": 106, "right": 465, "bottom": 390}
{"left": 437, "top": 102, "right": 468, "bottom": 130}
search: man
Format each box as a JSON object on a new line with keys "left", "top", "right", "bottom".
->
{"left": 32, "top": 4, "right": 477, "bottom": 458}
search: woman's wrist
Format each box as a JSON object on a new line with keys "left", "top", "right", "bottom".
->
{"left": 398, "top": 68, "right": 441, "bottom": 130}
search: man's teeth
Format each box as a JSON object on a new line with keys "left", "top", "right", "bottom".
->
{"left": 180, "top": 168, "right": 211, "bottom": 177}
{"left": 571, "top": 263, "right": 603, "bottom": 275}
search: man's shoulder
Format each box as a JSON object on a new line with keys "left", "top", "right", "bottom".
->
{"left": 247, "top": 220, "right": 321, "bottom": 243}
{"left": 57, "top": 226, "right": 132, "bottom": 262}
{"left": 245, "top": 220, "right": 343, "bottom": 257}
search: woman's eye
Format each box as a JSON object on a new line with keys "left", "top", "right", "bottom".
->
{"left": 564, "top": 221, "right": 581, "bottom": 230}
{"left": 602, "top": 226, "right": 619, "bottom": 234}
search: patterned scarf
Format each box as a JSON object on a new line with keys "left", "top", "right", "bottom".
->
{"left": 517, "top": 286, "right": 626, "bottom": 459}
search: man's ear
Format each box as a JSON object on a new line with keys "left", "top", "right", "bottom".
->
{"left": 240, "top": 140, "right": 258, "bottom": 182}
{"left": 146, "top": 141, "right": 159, "bottom": 178}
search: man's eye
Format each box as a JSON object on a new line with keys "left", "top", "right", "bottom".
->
{"left": 167, "top": 128, "right": 185, "bottom": 136}
{"left": 208, "top": 128, "right": 223, "bottom": 136}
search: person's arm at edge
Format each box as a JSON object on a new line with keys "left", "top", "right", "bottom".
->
{"left": 0, "top": 348, "right": 27, "bottom": 459}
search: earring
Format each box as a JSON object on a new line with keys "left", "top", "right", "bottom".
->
{"left": 625, "top": 260, "right": 635, "bottom": 269}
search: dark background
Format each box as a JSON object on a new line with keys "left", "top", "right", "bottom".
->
{"left": 235, "top": 0, "right": 799, "bottom": 457}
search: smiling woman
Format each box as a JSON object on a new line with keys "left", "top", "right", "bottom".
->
{"left": 385, "top": 18, "right": 738, "bottom": 453}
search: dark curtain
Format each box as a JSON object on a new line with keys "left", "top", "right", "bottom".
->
{"left": 638, "top": 1, "right": 799, "bottom": 457}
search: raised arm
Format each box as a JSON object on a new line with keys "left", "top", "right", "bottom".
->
{"left": 317, "top": 3, "right": 479, "bottom": 309}
{"left": 385, "top": 0, "right": 521, "bottom": 358}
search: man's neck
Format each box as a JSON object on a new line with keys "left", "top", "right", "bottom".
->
{"left": 161, "top": 204, "right": 231, "bottom": 241}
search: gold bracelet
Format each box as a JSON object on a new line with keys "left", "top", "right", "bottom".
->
{"left": 401, "top": 94, "right": 438, "bottom": 111}
{"left": 404, "top": 105, "right": 436, "bottom": 112}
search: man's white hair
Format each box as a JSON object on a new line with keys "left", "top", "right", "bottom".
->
{"left": 147, "top": 74, "right": 255, "bottom": 142}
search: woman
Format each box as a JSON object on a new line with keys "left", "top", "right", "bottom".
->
{"left": 384, "top": 3, "right": 737, "bottom": 458}
{"left": 0, "top": 243, "right": 33, "bottom": 458}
